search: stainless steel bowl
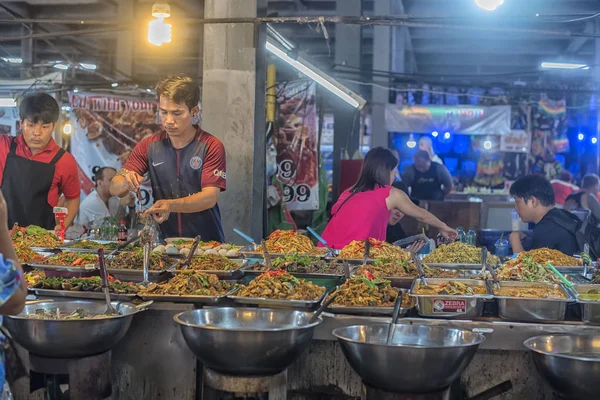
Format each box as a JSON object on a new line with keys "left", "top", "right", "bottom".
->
{"left": 4, "top": 299, "right": 145, "bottom": 358}
{"left": 332, "top": 324, "right": 485, "bottom": 393}
{"left": 524, "top": 335, "right": 600, "bottom": 399}
{"left": 174, "top": 307, "right": 322, "bottom": 376}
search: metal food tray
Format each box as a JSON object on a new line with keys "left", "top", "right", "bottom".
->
{"left": 227, "top": 287, "right": 329, "bottom": 310}
{"left": 572, "top": 284, "right": 600, "bottom": 324}
{"left": 243, "top": 262, "right": 354, "bottom": 279}
{"left": 31, "top": 246, "right": 61, "bottom": 253}
{"left": 57, "top": 240, "right": 138, "bottom": 254}
{"left": 421, "top": 263, "right": 483, "bottom": 270}
{"left": 105, "top": 269, "right": 171, "bottom": 283}
{"left": 173, "top": 259, "right": 249, "bottom": 278}
{"left": 329, "top": 257, "right": 376, "bottom": 265}
{"left": 553, "top": 265, "right": 587, "bottom": 273}
{"left": 327, "top": 288, "right": 414, "bottom": 316}
{"left": 240, "top": 250, "right": 328, "bottom": 260}
{"left": 493, "top": 281, "right": 574, "bottom": 322}
{"left": 31, "top": 288, "right": 137, "bottom": 301}
{"left": 410, "top": 278, "right": 492, "bottom": 319}
{"left": 28, "top": 263, "right": 97, "bottom": 272}
{"left": 138, "top": 287, "right": 237, "bottom": 305}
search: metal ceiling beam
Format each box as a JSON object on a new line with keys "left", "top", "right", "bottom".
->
{"left": 566, "top": 21, "right": 594, "bottom": 54}
{"left": 394, "top": 0, "right": 417, "bottom": 73}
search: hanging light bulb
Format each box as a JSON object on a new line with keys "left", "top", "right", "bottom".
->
{"left": 148, "top": 2, "right": 172, "bottom": 47}
{"left": 407, "top": 133, "right": 417, "bottom": 148}
{"left": 63, "top": 123, "right": 72, "bottom": 135}
{"left": 475, "top": 0, "right": 504, "bottom": 11}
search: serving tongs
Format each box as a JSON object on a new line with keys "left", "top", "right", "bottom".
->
{"left": 180, "top": 235, "right": 202, "bottom": 270}
{"left": 363, "top": 239, "right": 371, "bottom": 266}
{"left": 484, "top": 258, "right": 501, "bottom": 290}
{"left": 583, "top": 243, "right": 592, "bottom": 277}
{"left": 480, "top": 247, "right": 488, "bottom": 274}
{"left": 98, "top": 248, "right": 118, "bottom": 315}
{"left": 233, "top": 228, "right": 257, "bottom": 250}
{"left": 412, "top": 251, "right": 427, "bottom": 285}
{"left": 261, "top": 240, "right": 273, "bottom": 270}
{"left": 309, "top": 292, "right": 339, "bottom": 324}
{"left": 385, "top": 292, "right": 405, "bottom": 345}
{"left": 141, "top": 222, "right": 157, "bottom": 287}
{"left": 343, "top": 260, "right": 351, "bottom": 280}
{"left": 306, "top": 226, "right": 335, "bottom": 256}
{"left": 107, "top": 235, "right": 141, "bottom": 257}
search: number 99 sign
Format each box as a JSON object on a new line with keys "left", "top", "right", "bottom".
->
{"left": 283, "top": 184, "right": 311, "bottom": 203}
{"left": 277, "top": 159, "right": 296, "bottom": 181}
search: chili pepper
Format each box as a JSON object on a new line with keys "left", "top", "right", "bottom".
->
{"left": 363, "top": 270, "right": 376, "bottom": 281}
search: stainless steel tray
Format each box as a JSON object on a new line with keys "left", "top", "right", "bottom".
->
{"left": 422, "top": 263, "right": 483, "bottom": 270}
{"left": 138, "top": 288, "right": 236, "bottom": 305}
{"left": 327, "top": 257, "right": 376, "bottom": 265}
{"left": 105, "top": 269, "right": 171, "bottom": 283}
{"left": 410, "top": 278, "right": 492, "bottom": 319}
{"left": 553, "top": 265, "right": 587, "bottom": 273}
{"left": 57, "top": 239, "right": 138, "bottom": 254}
{"left": 173, "top": 259, "right": 249, "bottom": 278}
{"left": 572, "top": 284, "right": 600, "bottom": 324}
{"left": 327, "top": 288, "right": 414, "bottom": 316}
{"left": 31, "top": 247, "right": 61, "bottom": 253}
{"left": 243, "top": 261, "right": 352, "bottom": 279}
{"left": 493, "top": 281, "right": 574, "bottom": 322}
{"left": 31, "top": 288, "right": 137, "bottom": 301}
{"left": 240, "top": 250, "right": 328, "bottom": 260}
{"left": 28, "top": 263, "right": 97, "bottom": 272}
{"left": 227, "top": 287, "right": 328, "bottom": 310}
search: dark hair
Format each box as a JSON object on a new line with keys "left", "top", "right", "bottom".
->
{"left": 156, "top": 74, "right": 200, "bottom": 111}
{"left": 351, "top": 147, "right": 398, "bottom": 193}
{"left": 583, "top": 173, "right": 600, "bottom": 189}
{"left": 557, "top": 171, "right": 572, "bottom": 183}
{"left": 91, "top": 166, "right": 116, "bottom": 187}
{"left": 19, "top": 93, "right": 59, "bottom": 124}
{"left": 509, "top": 175, "right": 555, "bottom": 207}
{"left": 414, "top": 150, "right": 430, "bottom": 162}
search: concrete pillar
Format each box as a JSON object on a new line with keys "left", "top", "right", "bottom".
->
{"left": 332, "top": 0, "right": 362, "bottom": 200}
{"left": 202, "top": 0, "right": 263, "bottom": 242}
{"left": 20, "top": 24, "right": 33, "bottom": 79}
{"left": 115, "top": 0, "right": 134, "bottom": 80}
{"left": 371, "top": 0, "right": 393, "bottom": 149}
{"left": 392, "top": 1, "right": 408, "bottom": 75}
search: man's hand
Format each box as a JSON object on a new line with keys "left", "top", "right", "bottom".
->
{"left": 146, "top": 200, "right": 171, "bottom": 224}
{"left": 120, "top": 192, "right": 136, "bottom": 208}
{"left": 509, "top": 231, "right": 526, "bottom": 253}
{"left": 440, "top": 225, "right": 458, "bottom": 242}
{"left": 119, "top": 169, "right": 143, "bottom": 193}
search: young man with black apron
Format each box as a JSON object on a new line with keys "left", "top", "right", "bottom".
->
{"left": 110, "top": 75, "right": 226, "bottom": 242}
{"left": 0, "top": 93, "right": 80, "bottom": 230}
{"left": 402, "top": 150, "right": 454, "bottom": 201}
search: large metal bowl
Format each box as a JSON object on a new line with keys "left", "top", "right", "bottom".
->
{"left": 524, "top": 335, "right": 600, "bottom": 399}
{"left": 332, "top": 324, "right": 485, "bottom": 393}
{"left": 4, "top": 299, "right": 145, "bottom": 358}
{"left": 174, "top": 307, "right": 322, "bottom": 376}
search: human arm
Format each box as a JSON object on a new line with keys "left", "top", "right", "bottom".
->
{"left": 386, "top": 187, "right": 457, "bottom": 240}
{"left": 62, "top": 197, "right": 80, "bottom": 229}
{"left": 586, "top": 194, "right": 600, "bottom": 221}
{"left": 0, "top": 190, "right": 26, "bottom": 315}
{"left": 509, "top": 231, "right": 526, "bottom": 253}
{"left": 58, "top": 155, "right": 82, "bottom": 229}
{"left": 110, "top": 140, "right": 149, "bottom": 198}
{"left": 437, "top": 165, "right": 454, "bottom": 195}
{"left": 146, "top": 187, "right": 221, "bottom": 223}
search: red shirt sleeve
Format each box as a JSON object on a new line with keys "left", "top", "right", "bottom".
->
{"left": 201, "top": 136, "right": 226, "bottom": 191}
{"left": 0, "top": 135, "right": 11, "bottom": 185}
{"left": 122, "top": 138, "right": 151, "bottom": 176}
{"left": 59, "top": 153, "right": 82, "bottom": 199}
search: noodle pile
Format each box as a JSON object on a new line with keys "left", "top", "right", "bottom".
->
{"left": 338, "top": 239, "right": 410, "bottom": 260}
{"left": 506, "top": 248, "right": 581, "bottom": 267}
{"left": 423, "top": 242, "right": 499, "bottom": 265}
{"left": 497, "top": 256, "right": 561, "bottom": 283}
{"left": 330, "top": 272, "right": 404, "bottom": 307}
{"left": 256, "top": 230, "right": 326, "bottom": 255}
{"left": 356, "top": 260, "right": 458, "bottom": 278}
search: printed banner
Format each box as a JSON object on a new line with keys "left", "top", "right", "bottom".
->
{"left": 385, "top": 104, "right": 511, "bottom": 135}
{"left": 69, "top": 92, "right": 158, "bottom": 206}
{"left": 500, "top": 129, "right": 531, "bottom": 153}
{"left": 274, "top": 80, "right": 319, "bottom": 210}
{"left": 0, "top": 107, "right": 19, "bottom": 136}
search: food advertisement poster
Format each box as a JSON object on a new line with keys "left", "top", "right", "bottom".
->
{"left": 275, "top": 80, "right": 319, "bottom": 211}
{"left": 500, "top": 129, "right": 531, "bottom": 153}
{"left": 69, "top": 92, "right": 159, "bottom": 205}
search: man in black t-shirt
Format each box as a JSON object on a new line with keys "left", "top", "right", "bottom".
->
{"left": 509, "top": 175, "right": 580, "bottom": 256}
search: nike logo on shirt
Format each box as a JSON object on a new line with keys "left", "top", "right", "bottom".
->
{"left": 152, "top": 161, "right": 165, "bottom": 167}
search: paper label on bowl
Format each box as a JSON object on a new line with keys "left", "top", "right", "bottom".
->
{"left": 432, "top": 299, "right": 466, "bottom": 314}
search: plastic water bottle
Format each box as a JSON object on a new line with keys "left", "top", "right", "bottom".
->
{"left": 100, "top": 218, "right": 110, "bottom": 240}
{"left": 466, "top": 228, "right": 477, "bottom": 246}
{"left": 511, "top": 209, "right": 521, "bottom": 232}
{"left": 456, "top": 227, "right": 465, "bottom": 243}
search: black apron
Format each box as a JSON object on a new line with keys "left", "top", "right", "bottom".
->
{"left": 0, "top": 139, "right": 65, "bottom": 229}
{"left": 410, "top": 164, "right": 445, "bottom": 201}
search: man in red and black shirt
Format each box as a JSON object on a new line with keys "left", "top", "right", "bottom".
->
{"left": 0, "top": 93, "right": 80, "bottom": 230}
{"left": 110, "top": 75, "right": 226, "bottom": 241}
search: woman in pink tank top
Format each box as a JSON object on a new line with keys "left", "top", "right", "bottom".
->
{"left": 321, "top": 148, "right": 457, "bottom": 249}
